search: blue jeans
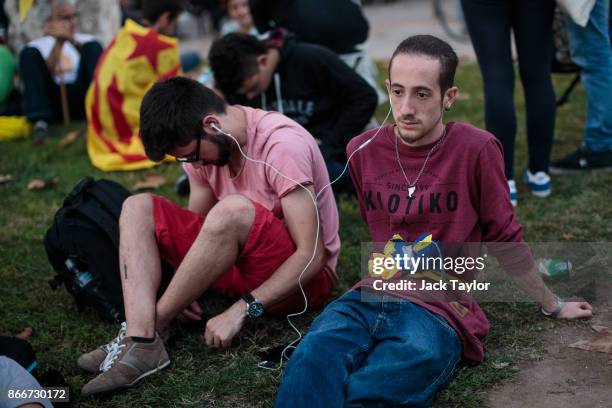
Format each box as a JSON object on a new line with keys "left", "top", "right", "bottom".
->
{"left": 275, "top": 290, "right": 461, "bottom": 408}
{"left": 566, "top": 0, "right": 612, "bottom": 152}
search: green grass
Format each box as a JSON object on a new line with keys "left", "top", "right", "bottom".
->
{"left": 0, "top": 62, "right": 609, "bottom": 407}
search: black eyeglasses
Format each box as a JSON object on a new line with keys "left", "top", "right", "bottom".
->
{"left": 175, "top": 134, "right": 202, "bottom": 163}
{"left": 55, "top": 12, "right": 79, "bottom": 21}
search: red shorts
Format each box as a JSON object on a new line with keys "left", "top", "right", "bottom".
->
{"left": 152, "top": 195, "right": 334, "bottom": 314}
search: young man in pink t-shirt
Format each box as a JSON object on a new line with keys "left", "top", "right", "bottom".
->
{"left": 79, "top": 77, "right": 340, "bottom": 397}
{"left": 275, "top": 35, "right": 593, "bottom": 407}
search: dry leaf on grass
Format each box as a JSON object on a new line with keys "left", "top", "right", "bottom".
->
{"left": 58, "top": 130, "right": 80, "bottom": 147}
{"left": 132, "top": 173, "right": 166, "bottom": 190}
{"left": 568, "top": 325, "right": 612, "bottom": 356}
{"left": 15, "top": 327, "right": 33, "bottom": 340}
{"left": 0, "top": 174, "right": 13, "bottom": 184}
{"left": 27, "top": 176, "right": 59, "bottom": 190}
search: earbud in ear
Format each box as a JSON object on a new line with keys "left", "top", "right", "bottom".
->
{"left": 210, "top": 122, "right": 234, "bottom": 138}
{"left": 444, "top": 105, "right": 451, "bottom": 112}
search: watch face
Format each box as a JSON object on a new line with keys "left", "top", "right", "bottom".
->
{"left": 248, "top": 301, "right": 264, "bottom": 318}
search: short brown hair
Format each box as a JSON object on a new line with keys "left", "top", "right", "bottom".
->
{"left": 389, "top": 35, "right": 459, "bottom": 94}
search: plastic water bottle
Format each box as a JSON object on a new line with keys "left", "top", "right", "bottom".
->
{"left": 65, "top": 258, "right": 93, "bottom": 288}
{"left": 537, "top": 258, "right": 572, "bottom": 280}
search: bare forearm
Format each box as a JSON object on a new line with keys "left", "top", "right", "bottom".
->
{"left": 251, "top": 246, "right": 325, "bottom": 308}
{"left": 510, "top": 265, "right": 558, "bottom": 311}
{"left": 46, "top": 40, "right": 64, "bottom": 73}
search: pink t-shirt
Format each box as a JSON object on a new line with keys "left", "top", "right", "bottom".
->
{"left": 185, "top": 106, "right": 340, "bottom": 281}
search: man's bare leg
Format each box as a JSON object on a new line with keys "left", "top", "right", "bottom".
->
{"left": 155, "top": 195, "right": 254, "bottom": 332}
{"left": 119, "top": 193, "right": 162, "bottom": 338}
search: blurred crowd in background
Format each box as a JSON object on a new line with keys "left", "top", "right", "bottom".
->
{"left": 0, "top": 0, "right": 609, "bottom": 204}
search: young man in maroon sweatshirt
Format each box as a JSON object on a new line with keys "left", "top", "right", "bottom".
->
{"left": 275, "top": 35, "right": 593, "bottom": 407}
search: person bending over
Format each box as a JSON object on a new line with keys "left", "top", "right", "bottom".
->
{"left": 78, "top": 77, "right": 340, "bottom": 397}
{"left": 208, "top": 31, "right": 378, "bottom": 193}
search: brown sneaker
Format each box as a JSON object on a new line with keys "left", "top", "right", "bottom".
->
{"left": 77, "top": 322, "right": 127, "bottom": 374}
{"left": 80, "top": 334, "right": 169, "bottom": 397}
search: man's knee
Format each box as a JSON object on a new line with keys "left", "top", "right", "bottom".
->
{"left": 19, "top": 46, "right": 44, "bottom": 65}
{"left": 203, "top": 195, "right": 255, "bottom": 238}
{"left": 120, "top": 193, "right": 154, "bottom": 230}
{"left": 81, "top": 41, "right": 103, "bottom": 55}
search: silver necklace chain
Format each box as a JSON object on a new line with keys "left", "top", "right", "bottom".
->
{"left": 394, "top": 126, "right": 447, "bottom": 197}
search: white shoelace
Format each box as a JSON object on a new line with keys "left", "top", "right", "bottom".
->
{"left": 100, "top": 342, "right": 126, "bottom": 372}
{"left": 99, "top": 322, "right": 127, "bottom": 372}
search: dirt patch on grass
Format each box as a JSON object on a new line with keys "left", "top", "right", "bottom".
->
{"left": 487, "top": 285, "right": 612, "bottom": 408}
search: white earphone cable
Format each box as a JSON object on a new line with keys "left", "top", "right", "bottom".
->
{"left": 210, "top": 106, "right": 392, "bottom": 370}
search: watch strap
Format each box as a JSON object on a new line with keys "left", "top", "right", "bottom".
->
{"left": 242, "top": 292, "right": 255, "bottom": 305}
{"left": 541, "top": 297, "right": 564, "bottom": 318}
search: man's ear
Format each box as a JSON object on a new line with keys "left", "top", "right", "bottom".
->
{"left": 202, "top": 115, "right": 220, "bottom": 133}
{"left": 385, "top": 79, "right": 391, "bottom": 93}
{"left": 443, "top": 86, "right": 458, "bottom": 110}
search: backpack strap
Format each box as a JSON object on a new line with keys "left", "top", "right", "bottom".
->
{"left": 64, "top": 176, "right": 95, "bottom": 206}
{"left": 85, "top": 180, "right": 129, "bottom": 219}
{"left": 71, "top": 202, "right": 120, "bottom": 248}
{"left": 70, "top": 180, "right": 130, "bottom": 249}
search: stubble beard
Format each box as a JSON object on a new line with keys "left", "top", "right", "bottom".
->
{"left": 202, "top": 133, "right": 232, "bottom": 167}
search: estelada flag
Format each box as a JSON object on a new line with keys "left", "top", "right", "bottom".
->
{"left": 86, "top": 19, "right": 181, "bottom": 171}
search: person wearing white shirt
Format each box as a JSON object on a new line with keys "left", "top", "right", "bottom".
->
{"left": 19, "top": 0, "right": 102, "bottom": 143}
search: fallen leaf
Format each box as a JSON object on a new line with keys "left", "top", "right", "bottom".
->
{"left": 15, "top": 327, "right": 33, "bottom": 340}
{"left": 132, "top": 173, "right": 166, "bottom": 190}
{"left": 0, "top": 174, "right": 13, "bottom": 184}
{"left": 562, "top": 232, "right": 574, "bottom": 240}
{"left": 568, "top": 325, "right": 612, "bottom": 355}
{"left": 27, "top": 176, "right": 59, "bottom": 190}
{"left": 58, "top": 130, "right": 79, "bottom": 147}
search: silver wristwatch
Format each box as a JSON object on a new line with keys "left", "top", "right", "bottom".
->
{"left": 541, "top": 296, "right": 565, "bottom": 318}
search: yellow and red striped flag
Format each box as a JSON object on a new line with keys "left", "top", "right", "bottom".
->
{"left": 86, "top": 19, "right": 181, "bottom": 171}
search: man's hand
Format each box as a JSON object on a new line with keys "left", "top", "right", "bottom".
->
{"left": 45, "top": 19, "right": 73, "bottom": 42}
{"left": 558, "top": 301, "right": 593, "bottom": 319}
{"left": 204, "top": 300, "right": 246, "bottom": 348}
{"left": 179, "top": 301, "right": 203, "bottom": 322}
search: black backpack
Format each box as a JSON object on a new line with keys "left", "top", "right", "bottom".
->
{"left": 44, "top": 177, "right": 130, "bottom": 322}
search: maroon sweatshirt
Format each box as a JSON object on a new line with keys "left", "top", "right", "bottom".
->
{"left": 347, "top": 122, "right": 535, "bottom": 363}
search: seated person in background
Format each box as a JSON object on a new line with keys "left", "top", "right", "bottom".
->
{"left": 19, "top": 0, "right": 102, "bottom": 142}
{"left": 219, "top": 0, "right": 260, "bottom": 36}
{"left": 248, "top": 0, "right": 386, "bottom": 104}
{"left": 85, "top": 0, "right": 182, "bottom": 172}
{"left": 275, "top": 35, "right": 593, "bottom": 408}
{"left": 209, "top": 31, "right": 378, "bottom": 192}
